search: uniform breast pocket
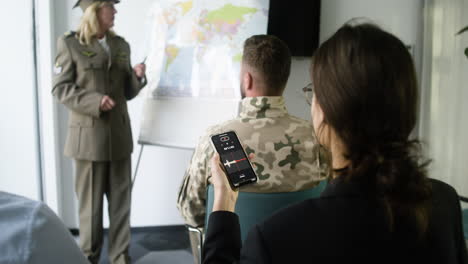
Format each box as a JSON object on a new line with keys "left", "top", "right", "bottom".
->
{"left": 84, "top": 62, "right": 104, "bottom": 70}
{"left": 83, "top": 62, "right": 106, "bottom": 93}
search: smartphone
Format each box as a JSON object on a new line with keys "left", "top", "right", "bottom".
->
{"left": 210, "top": 131, "right": 258, "bottom": 189}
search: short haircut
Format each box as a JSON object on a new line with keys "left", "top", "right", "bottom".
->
{"left": 242, "top": 35, "right": 292, "bottom": 95}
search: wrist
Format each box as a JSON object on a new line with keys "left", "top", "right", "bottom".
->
{"left": 212, "top": 187, "right": 237, "bottom": 212}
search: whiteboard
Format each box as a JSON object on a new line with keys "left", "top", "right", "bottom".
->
{"left": 138, "top": 98, "right": 240, "bottom": 149}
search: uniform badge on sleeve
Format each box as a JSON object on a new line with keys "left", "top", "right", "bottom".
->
{"left": 117, "top": 51, "right": 128, "bottom": 62}
{"left": 54, "top": 62, "right": 62, "bottom": 75}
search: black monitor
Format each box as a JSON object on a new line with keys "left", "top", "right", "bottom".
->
{"left": 267, "top": 0, "right": 321, "bottom": 57}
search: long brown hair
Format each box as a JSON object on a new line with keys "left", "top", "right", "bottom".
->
{"left": 312, "top": 22, "right": 432, "bottom": 235}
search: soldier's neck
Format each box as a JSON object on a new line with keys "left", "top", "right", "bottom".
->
{"left": 96, "top": 30, "right": 107, "bottom": 39}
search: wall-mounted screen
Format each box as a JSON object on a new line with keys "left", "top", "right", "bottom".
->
{"left": 267, "top": 0, "right": 321, "bottom": 56}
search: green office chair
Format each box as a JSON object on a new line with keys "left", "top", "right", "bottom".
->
{"left": 206, "top": 180, "right": 327, "bottom": 241}
{"left": 187, "top": 180, "right": 327, "bottom": 263}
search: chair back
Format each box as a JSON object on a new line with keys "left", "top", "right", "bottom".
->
{"left": 205, "top": 180, "right": 327, "bottom": 241}
{"left": 459, "top": 195, "right": 468, "bottom": 239}
{"left": 462, "top": 210, "right": 468, "bottom": 239}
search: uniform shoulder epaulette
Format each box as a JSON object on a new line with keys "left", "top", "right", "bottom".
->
{"left": 64, "top": 31, "right": 76, "bottom": 38}
{"left": 114, "top": 35, "right": 125, "bottom": 41}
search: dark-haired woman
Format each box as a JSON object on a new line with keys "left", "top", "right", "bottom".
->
{"left": 202, "top": 22, "right": 467, "bottom": 263}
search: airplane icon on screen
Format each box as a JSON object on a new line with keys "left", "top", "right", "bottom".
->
{"left": 224, "top": 160, "right": 236, "bottom": 168}
{"left": 224, "top": 158, "right": 247, "bottom": 168}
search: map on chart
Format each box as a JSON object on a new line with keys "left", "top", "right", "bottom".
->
{"left": 145, "top": 0, "right": 269, "bottom": 98}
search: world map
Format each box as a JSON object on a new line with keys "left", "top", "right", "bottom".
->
{"left": 146, "top": 0, "right": 268, "bottom": 98}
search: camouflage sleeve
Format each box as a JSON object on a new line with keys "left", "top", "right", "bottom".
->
{"left": 177, "top": 133, "right": 214, "bottom": 227}
{"left": 296, "top": 131, "right": 330, "bottom": 182}
{"left": 52, "top": 36, "right": 103, "bottom": 118}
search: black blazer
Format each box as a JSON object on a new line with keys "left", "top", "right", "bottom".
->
{"left": 203, "top": 178, "right": 467, "bottom": 263}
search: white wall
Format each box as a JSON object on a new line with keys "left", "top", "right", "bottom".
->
{"left": 284, "top": 58, "right": 313, "bottom": 121}
{"left": 320, "top": 0, "right": 424, "bottom": 43}
{"left": 0, "top": 1, "right": 41, "bottom": 200}
{"left": 320, "top": 0, "right": 424, "bottom": 79}
{"left": 287, "top": 0, "right": 425, "bottom": 123}
{"left": 47, "top": 0, "right": 424, "bottom": 227}
{"left": 52, "top": 0, "right": 83, "bottom": 229}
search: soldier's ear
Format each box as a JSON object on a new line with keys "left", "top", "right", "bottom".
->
{"left": 242, "top": 72, "right": 253, "bottom": 92}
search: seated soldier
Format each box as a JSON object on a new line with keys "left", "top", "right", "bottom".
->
{"left": 176, "top": 35, "right": 327, "bottom": 263}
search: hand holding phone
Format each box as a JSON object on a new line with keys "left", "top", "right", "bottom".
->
{"left": 210, "top": 153, "right": 238, "bottom": 212}
{"left": 210, "top": 131, "right": 258, "bottom": 189}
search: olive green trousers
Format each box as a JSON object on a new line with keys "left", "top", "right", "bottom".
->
{"left": 74, "top": 157, "right": 131, "bottom": 264}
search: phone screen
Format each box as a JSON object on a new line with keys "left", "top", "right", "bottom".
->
{"left": 211, "top": 131, "right": 257, "bottom": 188}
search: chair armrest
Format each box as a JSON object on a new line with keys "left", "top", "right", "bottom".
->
{"left": 186, "top": 224, "right": 203, "bottom": 263}
{"left": 460, "top": 196, "right": 468, "bottom": 203}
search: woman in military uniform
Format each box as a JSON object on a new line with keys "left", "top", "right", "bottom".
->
{"left": 52, "top": 1, "right": 146, "bottom": 263}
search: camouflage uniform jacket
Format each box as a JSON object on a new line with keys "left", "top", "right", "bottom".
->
{"left": 177, "top": 96, "right": 328, "bottom": 227}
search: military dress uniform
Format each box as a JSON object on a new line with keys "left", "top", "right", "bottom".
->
{"left": 177, "top": 96, "right": 328, "bottom": 262}
{"left": 52, "top": 30, "right": 146, "bottom": 264}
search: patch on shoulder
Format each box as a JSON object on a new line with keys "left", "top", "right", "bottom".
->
{"left": 54, "top": 62, "right": 63, "bottom": 75}
{"left": 64, "top": 31, "right": 76, "bottom": 37}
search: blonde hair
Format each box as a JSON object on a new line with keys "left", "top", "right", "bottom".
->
{"left": 76, "top": 1, "right": 115, "bottom": 45}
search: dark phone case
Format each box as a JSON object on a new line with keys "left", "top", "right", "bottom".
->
{"left": 210, "top": 131, "right": 258, "bottom": 189}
